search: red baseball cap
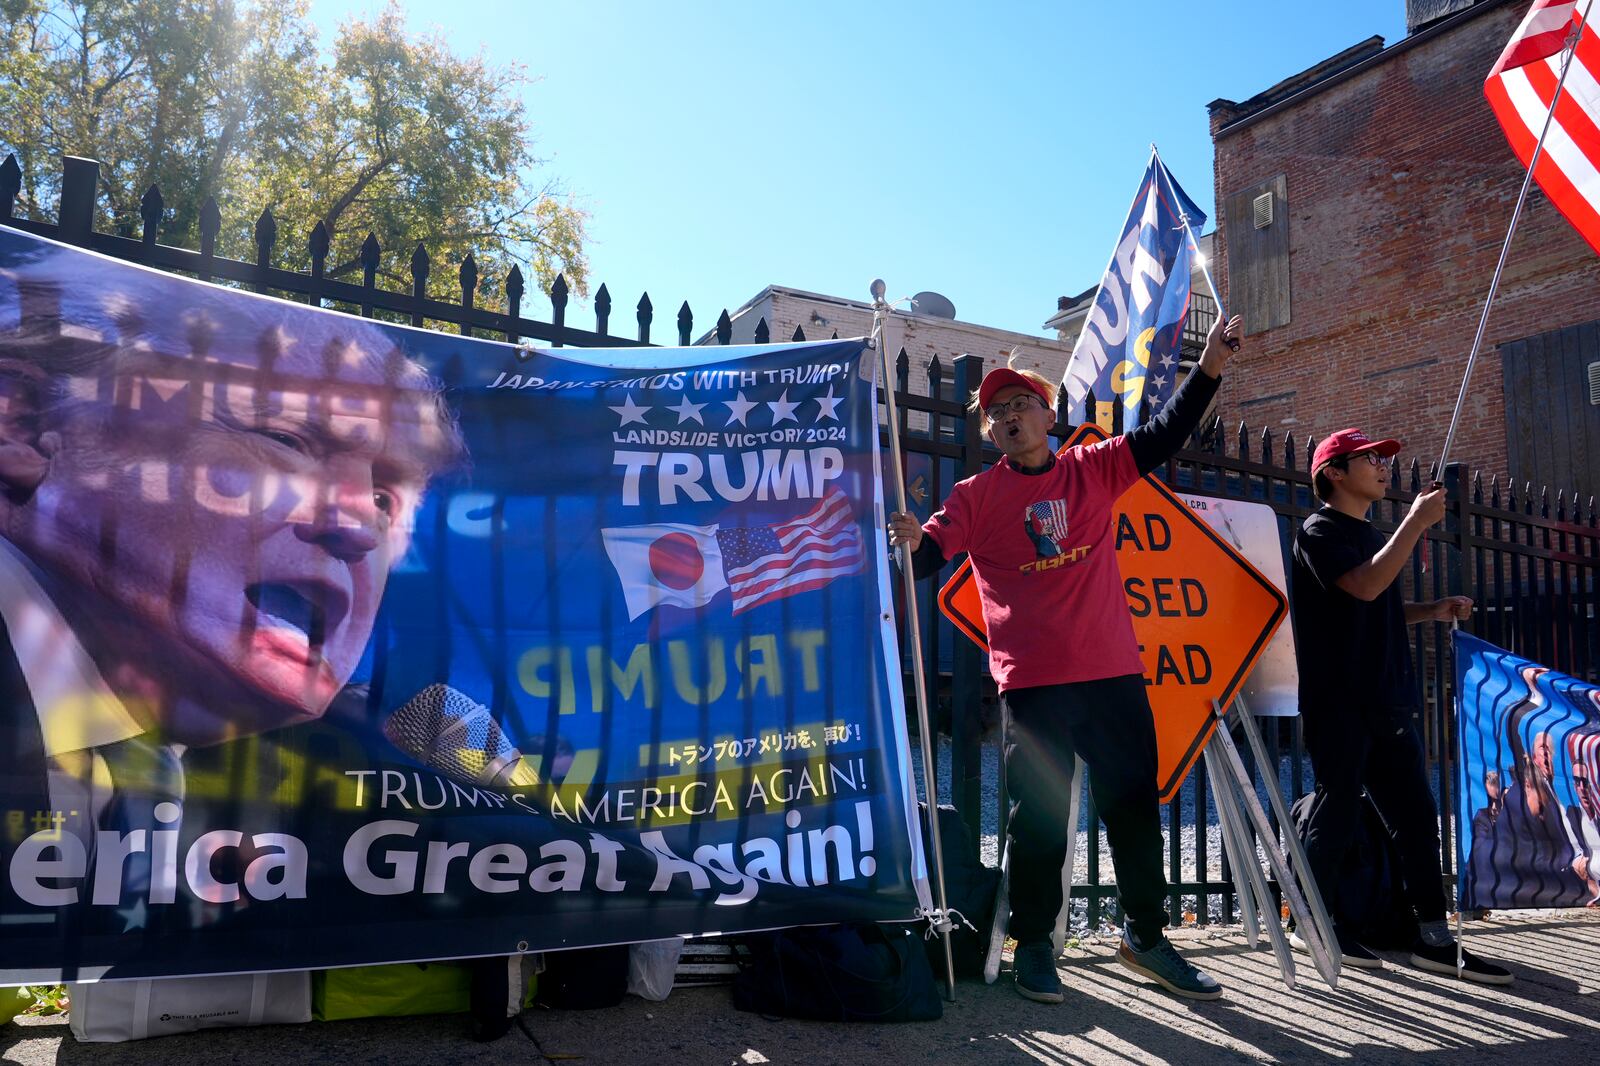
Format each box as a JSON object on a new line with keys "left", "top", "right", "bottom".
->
{"left": 1312, "top": 428, "right": 1402, "bottom": 473}
{"left": 977, "top": 367, "right": 1052, "bottom": 411}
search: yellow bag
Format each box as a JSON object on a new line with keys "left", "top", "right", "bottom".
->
{"left": 312, "top": 963, "right": 471, "bottom": 1021}
{"left": 2, "top": 986, "right": 34, "bottom": 1026}
{"left": 312, "top": 960, "right": 538, "bottom": 1022}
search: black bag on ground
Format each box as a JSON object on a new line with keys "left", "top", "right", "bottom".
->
{"left": 1290, "top": 791, "right": 1417, "bottom": 949}
{"left": 732, "top": 923, "right": 942, "bottom": 1022}
{"left": 918, "top": 802, "right": 1000, "bottom": 980}
{"left": 535, "top": 944, "right": 630, "bottom": 1010}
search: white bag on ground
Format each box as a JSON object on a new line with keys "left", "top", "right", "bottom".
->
{"left": 627, "top": 938, "right": 684, "bottom": 1001}
{"left": 68, "top": 972, "right": 310, "bottom": 1042}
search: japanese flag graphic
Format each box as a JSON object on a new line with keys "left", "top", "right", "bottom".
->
{"left": 600, "top": 522, "right": 727, "bottom": 621}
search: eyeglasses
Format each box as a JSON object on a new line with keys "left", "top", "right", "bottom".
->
{"left": 1333, "top": 451, "right": 1386, "bottom": 469}
{"left": 984, "top": 394, "right": 1044, "bottom": 422}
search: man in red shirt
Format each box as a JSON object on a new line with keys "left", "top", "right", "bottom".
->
{"left": 889, "top": 314, "right": 1240, "bottom": 1003}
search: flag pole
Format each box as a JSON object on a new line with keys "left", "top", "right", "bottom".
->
{"left": 870, "top": 296, "right": 958, "bottom": 1002}
{"left": 1439, "top": 0, "right": 1594, "bottom": 473}
{"left": 1153, "top": 146, "right": 1235, "bottom": 343}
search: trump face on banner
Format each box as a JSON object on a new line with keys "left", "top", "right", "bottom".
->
{"left": 0, "top": 241, "right": 466, "bottom": 764}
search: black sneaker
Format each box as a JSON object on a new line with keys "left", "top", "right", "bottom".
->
{"left": 1117, "top": 937, "right": 1223, "bottom": 1000}
{"left": 1013, "top": 940, "right": 1064, "bottom": 1003}
{"left": 1290, "top": 929, "right": 1383, "bottom": 970}
{"left": 1408, "top": 940, "right": 1514, "bottom": 985}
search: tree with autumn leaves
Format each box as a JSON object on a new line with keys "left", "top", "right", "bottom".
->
{"left": 0, "top": 0, "right": 588, "bottom": 303}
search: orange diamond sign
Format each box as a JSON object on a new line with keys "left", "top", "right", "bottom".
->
{"left": 937, "top": 424, "right": 1288, "bottom": 801}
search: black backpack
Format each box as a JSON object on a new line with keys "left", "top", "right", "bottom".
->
{"left": 535, "top": 944, "right": 631, "bottom": 1011}
{"left": 1290, "top": 791, "right": 1417, "bottom": 949}
{"left": 918, "top": 803, "right": 1001, "bottom": 980}
{"left": 732, "top": 923, "right": 942, "bottom": 1022}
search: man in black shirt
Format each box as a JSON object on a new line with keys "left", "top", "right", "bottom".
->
{"left": 1290, "top": 428, "right": 1511, "bottom": 985}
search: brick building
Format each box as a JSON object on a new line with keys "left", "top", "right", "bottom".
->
{"left": 1208, "top": 0, "right": 1600, "bottom": 495}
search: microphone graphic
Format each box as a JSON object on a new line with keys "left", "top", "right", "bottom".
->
{"left": 383, "top": 684, "right": 541, "bottom": 788}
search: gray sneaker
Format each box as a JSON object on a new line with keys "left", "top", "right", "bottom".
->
{"left": 1013, "top": 940, "right": 1064, "bottom": 1003}
{"left": 1117, "top": 937, "right": 1223, "bottom": 1000}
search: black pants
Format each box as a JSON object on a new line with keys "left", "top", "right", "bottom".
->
{"left": 1301, "top": 708, "right": 1447, "bottom": 931}
{"left": 1003, "top": 674, "right": 1168, "bottom": 947}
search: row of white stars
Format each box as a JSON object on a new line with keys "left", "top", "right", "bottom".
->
{"left": 1128, "top": 353, "right": 1177, "bottom": 393}
{"left": 609, "top": 388, "right": 842, "bottom": 428}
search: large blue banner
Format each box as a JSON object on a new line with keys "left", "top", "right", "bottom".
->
{"left": 1455, "top": 633, "right": 1600, "bottom": 911}
{"left": 0, "top": 225, "right": 929, "bottom": 982}
{"left": 1058, "top": 154, "right": 1206, "bottom": 429}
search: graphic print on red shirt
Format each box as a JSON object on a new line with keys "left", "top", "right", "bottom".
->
{"left": 921, "top": 435, "right": 1145, "bottom": 690}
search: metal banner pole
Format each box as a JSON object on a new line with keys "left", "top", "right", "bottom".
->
{"left": 1228, "top": 696, "right": 1340, "bottom": 973}
{"left": 1209, "top": 702, "right": 1340, "bottom": 988}
{"left": 1207, "top": 743, "right": 1296, "bottom": 986}
{"left": 1439, "top": 1, "right": 1593, "bottom": 472}
{"left": 870, "top": 299, "right": 956, "bottom": 1000}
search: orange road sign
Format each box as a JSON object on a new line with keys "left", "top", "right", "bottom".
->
{"left": 936, "top": 424, "right": 1288, "bottom": 801}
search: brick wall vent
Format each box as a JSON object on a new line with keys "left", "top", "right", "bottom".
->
{"left": 1252, "top": 192, "right": 1274, "bottom": 229}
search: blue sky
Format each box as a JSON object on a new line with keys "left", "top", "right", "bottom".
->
{"left": 305, "top": 0, "right": 1410, "bottom": 338}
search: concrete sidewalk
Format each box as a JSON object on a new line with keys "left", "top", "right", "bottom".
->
{"left": 5, "top": 912, "right": 1597, "bottom": 1065}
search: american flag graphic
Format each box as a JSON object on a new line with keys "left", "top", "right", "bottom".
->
{"left": 1027, "top": 498, "right": 1070, "bottom": 542}
{"left": 1486, "top": 0, "right": 1600, "bottom": 254}
{"left": 714, "top": 491, "right": 863, "bottom": 615}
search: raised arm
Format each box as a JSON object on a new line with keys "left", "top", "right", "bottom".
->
{"left": 1125, "top": 313, "right": 1240, "bottom": 475}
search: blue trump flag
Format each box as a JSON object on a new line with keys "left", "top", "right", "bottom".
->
{"left": 1059, "top": 152, "right": 1207, "bottom": 429}
{"left": 1454, "top": 633, "right": 1600, "bottom": 911}
{"left": 0, "top": 224, "right": 930, "bottom": 983}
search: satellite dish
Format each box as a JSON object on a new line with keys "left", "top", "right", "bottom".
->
{"left": 869, "top": 278, "right": 887, "bottom": 301}
{"left": 911, "top": 291, "right": 956, "bottom": 320}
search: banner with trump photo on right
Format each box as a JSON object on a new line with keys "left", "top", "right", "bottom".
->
{"left": 1455, "top": 632, "right": 1600, "bottom": 911}
{"left": 0, "top": 224, "right": 929, "bottom": 984}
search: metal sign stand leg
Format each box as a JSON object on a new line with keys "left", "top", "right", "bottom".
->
{"left": 1226, "top": 696, "right": 1341, "bottom": 975}
{"left": 983, "top": 847, "right": 1010, "bottom": 984}
{"left": 1051, "top": 756, "right": 1085, "bottom": 959}
{"left": 1207, "top": 744, "right": 1261, "bottom": 950}
{"left": 1207, "top": 700, "right": 1340, "bottom": 989}
{"left": 1206, "top": 743, "right": 1296, "bottom": 986}
{"left": 983, "top": 709, "right": 1009, "bottom": 985}
{"left": 983, "top": 744, "right": 1084, "bottom": 982}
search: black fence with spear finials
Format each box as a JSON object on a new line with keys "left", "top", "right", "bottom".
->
{"left": 4, "top": 153, "right": 1596, "bottom": 931}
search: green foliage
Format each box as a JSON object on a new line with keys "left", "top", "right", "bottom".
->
{"left": 0, "top": 0, "right": 587, "bottom": 303}
{"left": 24, "top": 984, "right": 69, "bottom": 1016}
{"left": 2, "top": 983, "right": 67, "bottom": 1023}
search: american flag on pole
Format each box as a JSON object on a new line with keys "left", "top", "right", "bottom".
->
{"left": 715, "top": 490, "right": 863, "bottom": 615}
{"left": 1485, "top": 0, "right": 1600, "bottom": 254}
